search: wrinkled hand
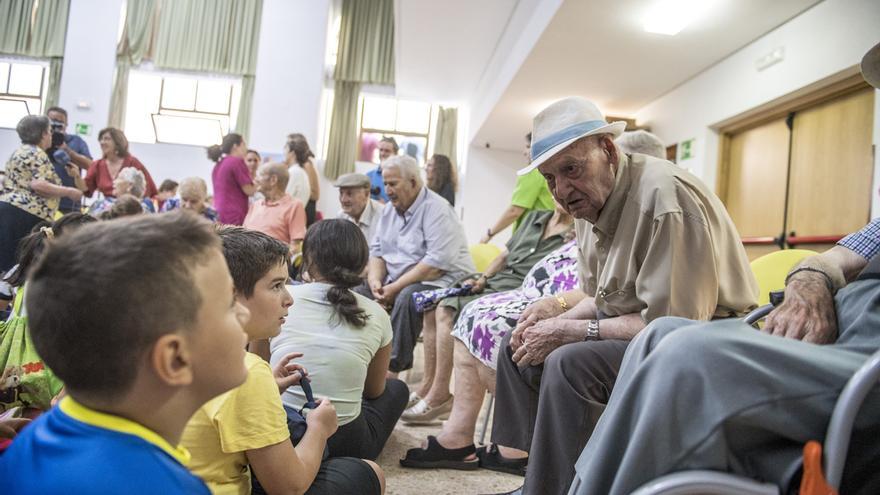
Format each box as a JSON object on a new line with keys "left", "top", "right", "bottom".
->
{"left": 510, "top": 297, "right": 565, "bottom": 352}
{"left": 464, "top": 276, "right": 487, "bottom": 294}
{"left": 377, "top": 282, "right": 401, "bottom": 307}
{"left": 512, "top": 318, "right": 583, "bottom": 367}
{"left": 65, "top": 163, "right": 79, "bottom": 179}
{"left": 763, "top": 274, "right": 838, "bottom": 344}
{"left": 518, "top": 297, "right": 565, "bottom": 324}
{"left": 273, "top": 352, "right": 307, "bottom": 393}
{"left": 305, "top": 398, "right": 338, "bottom": 439}
{"left": 0, "top": 417, "right": 31, "bottom": 439}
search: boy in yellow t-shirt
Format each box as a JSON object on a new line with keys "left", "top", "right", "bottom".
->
{"left": 182, "top": 227, "right": 384, "bottom": 495}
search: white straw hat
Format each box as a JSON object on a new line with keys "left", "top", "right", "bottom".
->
{"left": 518, "top": 97, "right": 626, "bottom": 175}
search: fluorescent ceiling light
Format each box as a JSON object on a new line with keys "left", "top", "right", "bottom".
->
{"left": 643, "top": 0, "right": 713, "bottom": 36}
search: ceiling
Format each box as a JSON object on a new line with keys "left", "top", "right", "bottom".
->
{"left": 394, "top": 0, "right": 519, "bottom": 104}
{"left": 394, "top": 0, "right": 824, "bottom": 152}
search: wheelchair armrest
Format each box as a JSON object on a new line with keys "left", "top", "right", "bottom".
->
{"left": 823, "top": 348, "right": 880, "bottom": 489}
{"left": 743, "top": 304, "right": 774, "bottom": 326}
{"left": 629, "top": 470, "right": 778, "bottom": 495}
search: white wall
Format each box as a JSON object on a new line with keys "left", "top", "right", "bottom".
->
{"left": 635, "top": 0, "right": 880, "bottom": 201}
{"left": 0, "top": 0, "right": 331, "bottom": 194}
{"left": 458, "top": 145, "right": 524, "bottom": 247}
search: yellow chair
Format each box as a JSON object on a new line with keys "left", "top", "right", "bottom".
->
{"left": 469, "top": 243, "right": 502, "bottom": 273}
{"left": 749, "top": 249, "right": 819, "bottom": 306}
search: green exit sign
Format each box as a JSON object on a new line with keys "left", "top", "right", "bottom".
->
{"left": 75, "top": 123, "right": 91, "bottom": 136}
{"left": 679, "top": 138, "right": 694, "bottom": 160}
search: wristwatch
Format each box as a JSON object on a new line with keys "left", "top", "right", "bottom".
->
{"left": 584, "top": 319, "right": 600, "bottom": 341}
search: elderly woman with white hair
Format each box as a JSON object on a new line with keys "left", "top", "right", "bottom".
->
{"left": 160, "top": 177, "right": 217, "bottom": 221}
{"left": 88, "top": 167, "right": 152, "bottom": 215}
{"left": 360, "top": 154, "right": 475, "bottom": 376}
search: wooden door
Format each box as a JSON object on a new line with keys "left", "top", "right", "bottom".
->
{"left": 786, "top": 88, "right": 875, "bottom": 251}
{"left": 722, "top": 118, "right": 790, "bottom": 260}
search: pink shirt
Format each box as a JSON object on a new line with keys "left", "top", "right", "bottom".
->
{"left": 243, "top": 194, "right": 307, "bottom": 246}
{"left": 211, "top": 155, "right": 253, "bottom": 225}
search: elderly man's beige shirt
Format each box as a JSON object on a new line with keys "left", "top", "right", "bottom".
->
{"left": 576, "top": 153, "right": 758, "bottom": 322}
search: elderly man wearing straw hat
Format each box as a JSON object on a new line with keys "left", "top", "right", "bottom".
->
{"left": 485, "top": 97, "right": 758, "bottom": 495}
{"left": 567, "top": 41, "right": 880, "bottom": 495}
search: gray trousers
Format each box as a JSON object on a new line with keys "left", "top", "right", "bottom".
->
{"left": 491, "top": 332, "right": 629, "bottom": 495}
{"left": 569, "top": 306, "right": 880, "bottom": 494}
{"left": 355, "top": 281, "right": 433, "bottom": 372}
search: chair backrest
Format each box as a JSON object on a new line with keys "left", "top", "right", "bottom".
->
{"left": 469, "top": 243, "right": 502, "bottom": 273}
{"left": 749, "top": 249, "right": 818, "bottom": 306}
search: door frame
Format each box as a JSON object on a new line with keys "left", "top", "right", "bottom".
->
{"left": 715, "top": 67, "right": 871, "bottom": 198}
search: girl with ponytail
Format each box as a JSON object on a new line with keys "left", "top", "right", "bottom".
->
{"left": 270, "top": 219, "right": 409, "bottom": 459}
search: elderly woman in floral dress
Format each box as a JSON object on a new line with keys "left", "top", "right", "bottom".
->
{"left": 400, "top": 239, "right": 580, "bottom": 471}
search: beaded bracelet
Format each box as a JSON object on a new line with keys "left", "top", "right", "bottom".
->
{"left": 784, "top": 266, "right": 835, "bottom": 293}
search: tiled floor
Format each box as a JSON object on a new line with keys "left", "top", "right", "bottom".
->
{"left": 377, "top": 411, "right": 522, "bottom": 495}
{"left": 376, "top": 346, "right": 522, "bottom": 495}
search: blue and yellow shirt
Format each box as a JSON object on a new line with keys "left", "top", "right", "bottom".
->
{"left": 0, "top": 397, "right": 209, "bottom": 494}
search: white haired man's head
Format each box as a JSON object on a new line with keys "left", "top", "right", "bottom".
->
{"left": 382, "top": 155, "right": 423, "bottom": 212}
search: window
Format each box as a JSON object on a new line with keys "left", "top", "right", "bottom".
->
{"left": 358, "top": 95, "right": 433, "bottom": 163}
{"left": 124, "top": 69, "right": 241, "bottom": 146}
{"left": 0, "top": 59, "right": 48, "bottom": 129}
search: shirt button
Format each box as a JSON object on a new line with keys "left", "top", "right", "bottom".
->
{"left": 530, "top": 248, "right": 535, "bottom": 253}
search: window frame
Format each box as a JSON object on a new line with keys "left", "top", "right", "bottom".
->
{"left": 0, "top": 57, "right": 49, "bottom": 129}
{"left": 124, "top": 67, "right": 241, "bottom": 147}
{"left": 357, "top": 94, "right": 434, "bottom": 163}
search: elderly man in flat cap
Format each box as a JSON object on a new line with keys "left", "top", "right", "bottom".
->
{"left": 486, "top": 97, "right": 758, "bottom": 495}
{"left": 334, "top": 172, "right": 384, "bottom": 244}
{"left": 568, "top": 40, "right": 880, "bottom": 495}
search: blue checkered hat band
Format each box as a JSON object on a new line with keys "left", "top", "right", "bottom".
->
{"left": 531, "top": 120, "right": 610, "bottom": 162}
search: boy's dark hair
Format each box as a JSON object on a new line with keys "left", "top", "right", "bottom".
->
{"left": 159, "top": 179, "right": 179, "bottom": 192}
{"left": 5, "top": 213, "right": 96, "bottom": 288}
{"left": 26, "top": 212, "right": 220, "bottom": 398}
{"left": 301, "top": 219, "right": 369, "bottom": 328}
{"left": 215, "top": 226, "right": 290, "bottom": 298}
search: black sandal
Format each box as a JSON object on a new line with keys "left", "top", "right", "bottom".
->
{"left": 399, "top": 436, "right": 479, "bottom": 470}
{"left": 477, "top": 444, "right": 528, "bottom": 476}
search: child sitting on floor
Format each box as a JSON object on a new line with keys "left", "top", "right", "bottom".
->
{"left": 0, "top": 212, "right": 251, "bottom": 494}
{"left": 181, "top": 226, "right": 384, "bottom": 495}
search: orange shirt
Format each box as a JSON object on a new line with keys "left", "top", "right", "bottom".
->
{"left": 243, "top": 194, "right": 306, "bottom": 246}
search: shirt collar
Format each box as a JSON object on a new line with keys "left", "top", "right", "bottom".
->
{"left": 397, "top": 187, "right": 428, "bottom": 220}
{"left": 360, "top": 199, "right": 378, "bottom": 226}
{"left": 593, "top": 153, "right": 631, "bottom": 237}
{"left": 264, "top": 194, "right": 292, "bottom": 207}
{"left": 58, "top": 396, "right": 192, "bottom": 466}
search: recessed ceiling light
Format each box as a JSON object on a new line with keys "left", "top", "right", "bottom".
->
{"left": 643, "top": 0, "right": 713, "bottom": 36}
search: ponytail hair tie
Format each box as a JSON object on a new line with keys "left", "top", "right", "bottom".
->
{"left": 40, "top": 226, "right": 55, "bottom": 240}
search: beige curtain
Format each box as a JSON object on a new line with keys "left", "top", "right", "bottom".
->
{"left": 108, "top": 0, "right": 157, "bottom": 128}
{"left": 324, "top": 0, "right": 395, "bottom": 180}
{"left": 433, "top": 106, "right": 458, "bottom": 166}
{"left": 0, "top": 0, "right": 70, "bottom": 109}
{"left": 153, "top": 0, "right": 262, "bottom": 138}
{"left": 324, "top": 81, "right": 362, "bottom": 180}
{"left": 334, "top": 0, "right": 394, "bottom": 85}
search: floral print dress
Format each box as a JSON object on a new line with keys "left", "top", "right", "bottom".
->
{"left": 451, "top": 239, "right": 580, "bottom": 369}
